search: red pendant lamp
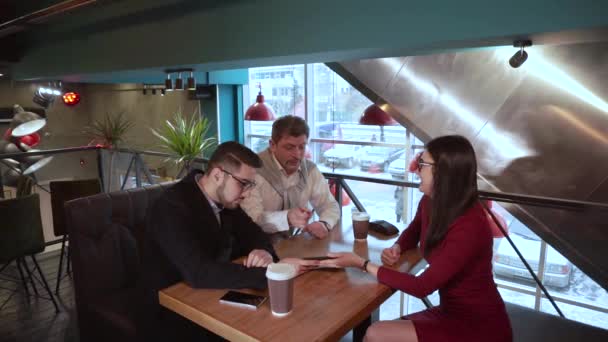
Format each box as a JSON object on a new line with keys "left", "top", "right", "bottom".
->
{"left": 359, "top": 104, "right": 398, "bottom": 142}
{"left": 245, "top": 84, "right": 275, "bottom": 121}
{"left": 359, "top": 104, "right": 397, "bottom": 126}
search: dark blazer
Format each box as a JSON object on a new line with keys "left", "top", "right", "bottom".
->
{"left": 138, "top": 169, "right": 278, "bottom": 341}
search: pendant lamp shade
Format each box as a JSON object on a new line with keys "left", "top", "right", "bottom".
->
{"left": 359, "top": 104, "right": 397, "bottom": 126}
{"left": 245, "top": 90, "right": 275, "bottom": 121}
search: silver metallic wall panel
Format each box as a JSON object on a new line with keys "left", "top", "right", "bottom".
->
{"left": 333, "top": 41, "right": 608, "bottom": 289}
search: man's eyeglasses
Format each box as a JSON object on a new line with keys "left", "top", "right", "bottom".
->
{"left": 417, "top": 157, "right": 435, "bottom": 172}
{"left": 221, "top": 169, "right": 256, "bottom": 191}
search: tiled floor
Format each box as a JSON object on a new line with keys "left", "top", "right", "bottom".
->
{"left": 0, "top": 250, "right": 78, "bottom": 342}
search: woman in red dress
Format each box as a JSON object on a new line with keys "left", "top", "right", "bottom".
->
{"left": 321, "top": 135, "right": 512, "bottom": 342}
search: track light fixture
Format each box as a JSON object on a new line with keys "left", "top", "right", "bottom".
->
{"left": 164, "top": 68, "right": 195, "bottom": 92}
{"left": 175, "top": 72, "right": 184, "bottom": 91}
{"left": 509, "top": 40, "right": 532, "bottom": 68}
{"left": 165, "top": 74, "right": 173, "bottom": 91}
{"left": 187, "top": 71, "right": 196, "bottom": 90}
{"left": 142, "top": 84, "right": 167, "bottom": 96}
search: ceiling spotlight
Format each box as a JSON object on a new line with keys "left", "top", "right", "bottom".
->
{"left": 62, "top": 91, "right": 81, "bottom": 106}
{"left": 509, "top": 40, "right": 532, "bottom": 68}
{"left": 187, "top": 71, "right": 196, "bottom": 90}
{"left": 174, "top": 72, "right": 184, "bottom": 91}
{"left": 33, "top": 91, "right": 53, "bottom": 108}
{"left": 165, "top": 73, "right": 173, "bottom": 91}
{"left": 33, "top": 84, "right": 61, "bottom": 108}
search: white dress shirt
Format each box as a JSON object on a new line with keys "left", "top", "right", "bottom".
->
{"left": 241, "top": 154, "right": 340, "bottom": 234}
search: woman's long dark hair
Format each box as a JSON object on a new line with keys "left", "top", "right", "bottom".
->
{"left": 424, "top": 135, "right": 479, "bottom": 257}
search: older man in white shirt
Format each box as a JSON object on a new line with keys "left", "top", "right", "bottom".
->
{"left": 241, "top": 115, "right": 340, "bottom": 239}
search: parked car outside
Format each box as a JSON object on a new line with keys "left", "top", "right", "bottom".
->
{"left": 359, "top": 147, "right": 403, "bottom": 172}
{"left": 493, "top": 220, "right": 572, "bottom": 288}
{"left": 323, "top": 144, "right": 362, "bottom": 169}
{"left": 388, "top": 152, "right": 407, "bottom": 179}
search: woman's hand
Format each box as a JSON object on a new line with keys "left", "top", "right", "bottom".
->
{"left": 279, "top": 257, "right": 320, "bottom": 276}
{"left": 381, "top": 244, "right": 401, "bottom": 266}
{"left": 318, "top": 252, "right": 365, "bottom": 269}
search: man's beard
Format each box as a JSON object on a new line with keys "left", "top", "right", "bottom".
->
{"left": 217, "top": 179, "right": 240, "bottom": 209}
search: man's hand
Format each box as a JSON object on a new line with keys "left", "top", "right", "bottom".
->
{"left": 280, "top": 257, "right": 320, "bottom": 276}
{"left": 381, "top": 244, "right": 401, "bottom": 266}
{"left": 287, "top": 207, "right": 312, "bottom": 228}
{"left": 304, "top": 221, "right": 329, "bottom": 239}
{"left": 244, "top": 249, "right": 273, "bottom": 268}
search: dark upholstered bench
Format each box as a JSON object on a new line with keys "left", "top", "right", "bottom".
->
{"left": 506, "top": 302, "right": 608, "bottom": 341}
{"left": 65, "top": 182, "right": 175, "bottom": 342}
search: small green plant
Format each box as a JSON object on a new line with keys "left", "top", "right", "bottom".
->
{"left": 86, "top": 112, "right": 134, "bottom": 147}
{"left": 85, "top": 112, "right": 134, "bottom": 191}
{"left": 151, "top": 111, "right": 216, "bottom": 172}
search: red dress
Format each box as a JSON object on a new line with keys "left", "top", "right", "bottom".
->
{"left": 377, "top": 196, "right": 512, "bottom": 342}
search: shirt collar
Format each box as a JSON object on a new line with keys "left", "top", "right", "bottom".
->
{"left": 271, "top": 152, "right": 301, "bottom": 176}
{"left": 195, "top": 173, "right": 224, "bottom": 213}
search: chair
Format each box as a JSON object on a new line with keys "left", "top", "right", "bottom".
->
{"left": 50, "top": 179, "right": 102, "bottom": 294}
{"left": 65, "top": 181, "right": 175, "bottom": 342}
{"left": 0, "top": 193, "right": 59, "bottom": 313}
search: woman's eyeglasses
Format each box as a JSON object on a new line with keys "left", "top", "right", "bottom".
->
{"left": 221, "top": 169, "right": 256, "bottom": 191}
{"left": 416, "top": 157, "right": 435, "bottom": 172}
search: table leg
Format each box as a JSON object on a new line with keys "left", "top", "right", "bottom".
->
{"left": 353, "top": 309, "right": 379, "bottom": 342}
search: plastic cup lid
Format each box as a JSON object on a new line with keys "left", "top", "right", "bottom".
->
{"left": 352, "top": 212, "right": 370, "bottom": 221}
{"left": 266, "top": 263, "right": 297, "bottom": 281}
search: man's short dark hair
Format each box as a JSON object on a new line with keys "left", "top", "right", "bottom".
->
{"left": 271, "top": 115, "right": 309, "bottom": 142}
{"left": 207, "top": 141, "right": 262, "bottom": 172}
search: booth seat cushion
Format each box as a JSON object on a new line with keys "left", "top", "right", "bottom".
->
{"left": 66, "top": 182, "right": 175, "bottom": 342}
{"left": 75, "top": 222, "right": 138, "bottom": 294}
{"left": 89, "top": 287, "right": 139, "bottom": 340}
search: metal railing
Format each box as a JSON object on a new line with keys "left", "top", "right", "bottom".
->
{"left": 324, "top": 171, "right": 608, "bottom": 317}
{"left": 3, "top": 146, "right": 608, "bottom": 319}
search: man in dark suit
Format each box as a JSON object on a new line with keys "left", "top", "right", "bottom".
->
{"left": 138, "top": 141, "right": 315, "bottom": 341}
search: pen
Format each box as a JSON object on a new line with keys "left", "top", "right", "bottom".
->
{"left": 291, "top": 209, "right": 315, "bottom": 236}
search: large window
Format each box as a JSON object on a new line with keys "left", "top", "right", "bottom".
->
{"left": 492, "top": 206, "right": 608, "bottom": 329}
{"left": 244, "top": 65, "right": 305, "bottom": 154}
{"left": 244, "top": 63, "right": 608, "bottom": 330}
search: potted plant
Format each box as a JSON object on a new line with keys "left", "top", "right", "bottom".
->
{"left": 151, "top": 110, "right": 216, "bottom": 177}
{"left": 85, "top": 112, "right": 134, "bottom": 191}
{"left": 86, "top": 111, "right": 133, "bottom": 148}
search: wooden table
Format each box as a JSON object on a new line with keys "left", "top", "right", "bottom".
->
{"left": 159, "top": 224, "right": 422, "bottom": 342}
